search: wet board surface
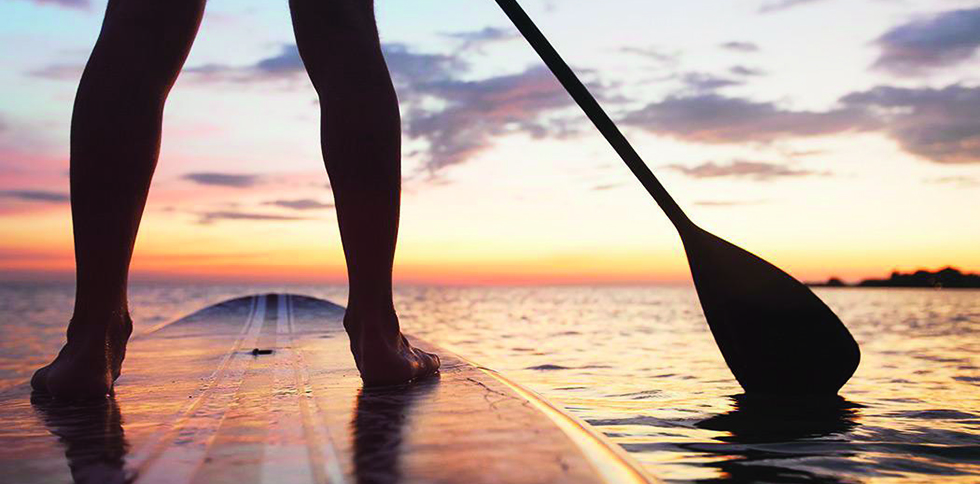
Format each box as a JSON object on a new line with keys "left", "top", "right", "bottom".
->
{"left": 0, "top": 294, "right": 657, "bottom": 484}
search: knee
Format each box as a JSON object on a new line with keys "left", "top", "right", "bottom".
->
{"left": 289, "top": 0, "right": 377, "bottom": 35}
{"left": 105, "top": 0, "right": 206, "bottom": 40}
{"left": 85, "top": 0, "right": 206, "bottom": 97}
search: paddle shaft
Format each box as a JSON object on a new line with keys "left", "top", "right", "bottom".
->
{"left": 493, "top": 0, "right": 691, "bottom": 229}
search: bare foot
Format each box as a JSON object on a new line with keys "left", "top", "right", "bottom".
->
{"left": 344, "top": 309, "right": 440, "bottom": 387}
{"left": 31, "top": 313, "right": 132, "bottom": 400}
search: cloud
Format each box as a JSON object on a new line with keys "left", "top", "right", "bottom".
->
{"left": 758, "top": 0, "right": 825, "bottom": 14}
{"left": 621, "top": 93, "right": 874, "bottom": 144}
{"left": 198, "top": 210, "right": 307, "bottom": 225}
{"left": 926, "top": 176, "right": 977, "bottom": 187}
{"left": 181, "top": 36, "right": 593, "bottom": 176}
{"left": 665, "top": 160, "right": 822, "bottom": 180}
{"left": 720, "top": 41, "right": 759, "bottom": 52}
{"left": 593, "top": 183, "right": 623, "bottom": 191}
{"left": 405, "top": 65, "right": 584, "bottom": 173}
{"left": 680, "top": 72, "right": 743, "bottom": 92}
{"left": 184, "top": 42, "right": 462, "bottom": 87}
{"left": 263, "top": 198, "right": 333, "bottom": 210}
{"left": 620, "top": 46, "right": 680, "bottom": 65}
{"left": 873, "top": 8, "right": 980, "bottom": 76}
{"left": 729, "top": 65, "right": 765, "bottom": 77}
{"left": 619, "top": 83, "right": 978, "bottom": 164}
{"left": 182, "top": 45, "right": 304, "bottom": 83}
{"left": 27, "top": 64, "right": 84, "bottom": 81}
{"left": 254, "top": 46, "right": 304, "bottom": 76}
{"left": 841, "top": 84, "right": 980, "bottom": 164}
{"left": 183, "top": 46, "right": 304, "bottom": 83}
{"left": 182, "top": 172, "right": 263, "bottom": 188}
{"left": 694, "top": 200, "right": 766, "bottom": 207}
{"left": 383, "top": 43, "right": 465, "bottom": 86}
{"left": 19, "top": 0, "right": 89, "bottom": 9}
{"left": 443, "top": 27, "right": 519, "bottom": 52}
{"left": 0, "top": 190, "right": 70, "bottom": 202}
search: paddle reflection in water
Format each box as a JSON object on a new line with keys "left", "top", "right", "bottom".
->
{"left": 687, "top": 394, "right": 861, "bottom": 483}
{"left": 351, "top": 375, "right": 440, "bottom": 484}
{"left": 31, "top": 393, "right": 131, "bottom": 484}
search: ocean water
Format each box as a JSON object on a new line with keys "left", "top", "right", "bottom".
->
{"left": 0, "top": 282, "right": 978, "bottom": 483}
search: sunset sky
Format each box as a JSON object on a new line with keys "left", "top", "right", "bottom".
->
{"left": 1, "top": 0, "right": 979, "bottom": 284}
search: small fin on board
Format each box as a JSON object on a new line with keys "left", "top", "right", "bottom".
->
{"left": 0, "top": 294, "right": 657, "bottom": 484}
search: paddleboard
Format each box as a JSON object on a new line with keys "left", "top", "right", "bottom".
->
{"left": 0, "top": 294, "right": 657, "bottom": 484}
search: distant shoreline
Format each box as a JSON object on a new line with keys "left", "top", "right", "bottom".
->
{"left": 808, "top": 267, "right": 980, "bottom": 289}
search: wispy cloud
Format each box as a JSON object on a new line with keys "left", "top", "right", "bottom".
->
{"left": 719, "top": 41, "right": 759, "bottom": 52}
{"left": 841, "top": 84, "right": 980, "bottom": 164}
{"left": 17, "top": 0, "right": 89, "bottom": 10}
{"left": 384, "top": 43, "right": 465, "bottom": 86}
{"left": 592, "top": 183, "right": 623, "bottom": 191}
{"left": 926, "top": 176, "right": 977, "bottom": 187}
{"left": 665, "top": 160, "right": 823, "bottom": 181}
{"left": 262, "top": 198, "right": 333, "bottom": 210}
{"left": 680, "top": 72, "right": 743, "bottom": 93}
{"left": 27, "top": 64, "right": 84, "bottom": 81}
{"left": 694, "top": 199, "right": 766, "bottom": 207}
{"left": 0, "top": 190, "right": 70, "bottom": 202}
{"left": 873, "top": 8, "right": 980, "bottom": 76}
{"left": 180, "top": 38, "right": 585, "bottom": 176}
{"left": 442, "top": 27, "right": 519, "bottom": 52}
{"left": 183, "top": 42, "right": 462, "bottom": 88}
{"left": 182, "top": 45, "right": 304, "bottom": 83}
{"left": 729, "top": 65, "right": 765, "bottom": 77}
{"left": 621, "top": 93, "right": 874, "bottom": 144}
{"left": 621, "top": 81, "right": 979, "bottom": 164}
{"left": 405, "top": 65, "right": 582, "bottom": 174}
{"left": 619, "top": 46, "right": 680, "bottom": 66}
{"left": 198, "top": 210, "right": 308, "bottom": 225}
{"left": 182, "top": 172, "right": 264, "bottom": 188}
{"left": 758, "top": 0, "right": 826, "bottom": 14}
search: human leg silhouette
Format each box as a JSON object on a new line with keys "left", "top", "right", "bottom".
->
{"left": 288, "top": 0, "right": 439, "bottom": 386}
{"left": 31, "top": 0, "right": 207, "bottom": 399}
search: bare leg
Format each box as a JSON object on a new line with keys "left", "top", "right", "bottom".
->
{"left": 289, "top": 0, "right": 439, "bottom": 386}
{"left": 31, "top": 0, "right": 206, "bottom": 399}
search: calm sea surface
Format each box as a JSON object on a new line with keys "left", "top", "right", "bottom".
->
{"left": 1, "top": 282, "right": 978, "bottom": 483}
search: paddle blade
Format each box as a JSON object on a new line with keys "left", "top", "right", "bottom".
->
{"left": 681, "top": 226, "right": 860, "bottom": 396}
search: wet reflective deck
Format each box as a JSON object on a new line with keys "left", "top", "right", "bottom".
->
{"left": 0, "top": 294, "right": 656, "bottom": 484}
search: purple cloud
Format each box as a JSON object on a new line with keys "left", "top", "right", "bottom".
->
{"left": 842, "top": 84, "right": 980, "bottom": 164}
{"left": 263, "top": 198, "right": 333, "bottom": 210}
{"left": 182, "top": 172, "right": 263, "bottom": 188}
{"left": 0, "top": 190, "right": 70, "bottom": 203}
{"left": 665, "top": 160, "right": 822, "bottom": 181}
{"left": 621, "top": 93, "right": 875, "bottom": 144}
{"left": 873, "top": 8, "right": 980, "bottom": 76}
{"left": 21, "top": 0, "right": 89, "bottom": 10}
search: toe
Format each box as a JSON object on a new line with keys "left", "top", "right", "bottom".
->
{"left": 415, "top": 349, "right": 441, "bottom": 376}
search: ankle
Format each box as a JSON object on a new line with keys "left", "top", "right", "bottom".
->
{"left": 343, "top": 306, "right": 399, "bottom": 339}
{"left": 66, "top": 310, "right": 132, "bottom": 344}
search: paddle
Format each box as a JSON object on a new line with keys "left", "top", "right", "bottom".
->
{"left": 493, "top": 0, "right": 860, "bottom": 396}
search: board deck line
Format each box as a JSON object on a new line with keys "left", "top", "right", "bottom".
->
{"left": 260, "top": 294, "right": 346, "bottom": 484}
{"left": 133, "top": 295, "right": 267, "bottom": 482}
{"left": 261, "top": 294, "right": 316, "bottom": 484}
{"left": 123, "top": 294, "right": 260, "bottom": 471}
{"left": 285, "top": 295, "right": 348, "bottom": 484}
